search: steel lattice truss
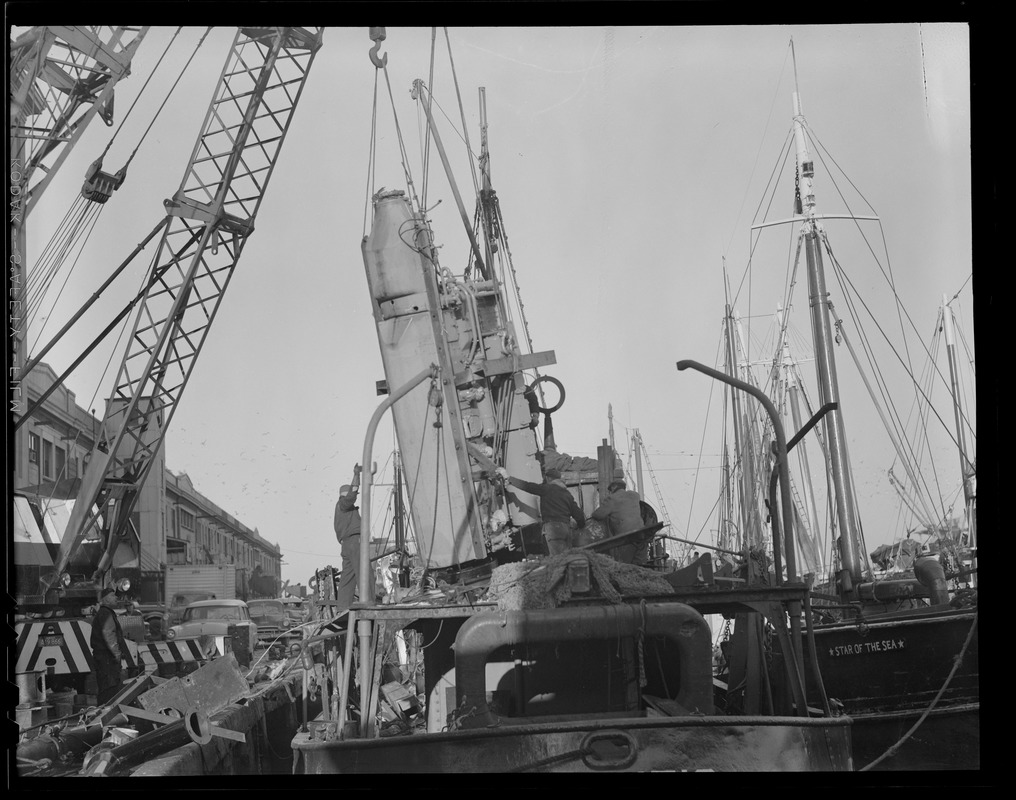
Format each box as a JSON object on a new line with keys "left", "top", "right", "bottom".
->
{"left": 52, "top": 27, "right": 323, "bottom": 579}
{"left": 9, "top": 26, "right": 148, "bottom": 216}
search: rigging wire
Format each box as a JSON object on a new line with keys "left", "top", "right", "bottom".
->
{"left": 118, "top": 27, "right": 210, "bottom": 173}
{"left": 683, "top": 330, "right": 726, "bottom": 547}
{"left": 420, "top": 26, "right": 438, "bottom": 212}
{"left": 25, "top": 203, "right": 104, "bottom": 350}
{"left": 381, "top": 66, "right": 424, "bottom": 217}
{"left": 96, "top": 26, "right": 183, "bottom": 163}
{"left": 443, "top": 27, "right": 480, "bottom": 201}
{"left": 23, "top": 198, "right": 102, "bottom": 336}
{"left": 25, "top": 28, "right": 208, "bottom": 354}
{"left": 724, "top": 39, "right": 796, "bottom": 262}
{"left": 823, "top": 239, "right": 961, "bottom": 505}
{"left": 363, "top": 66, "right": 380, "bottom": 237}
{"left": 32, "top": 244, "right": 151, "bottom": 521}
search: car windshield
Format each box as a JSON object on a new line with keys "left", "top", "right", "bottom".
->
{"left": 248, "top": 602, "right": 284, "bottom": 617}
{"left": 183, "top": 605, "right": 244, "bottom": 622}
{"left": 174, "top": 594, "right": 211, "bottom": 606}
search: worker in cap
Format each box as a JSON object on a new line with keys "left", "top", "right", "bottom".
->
{"left": 497, "top": 465, "right": 585, "bottom": 556}
{"left": 591, "top": 479, "right": 649, "bottom": 565}
{"left": 90, "top": 586, "right": 128, "bottom": 704}
{"left": 333, "top": 468, "right": 374, "bottom": 619}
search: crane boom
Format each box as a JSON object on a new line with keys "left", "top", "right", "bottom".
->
{"left": 10, "top": 25, "right": 148, "bottom": 218}
{"left": 45, "top": 27, "right": 324, "bottom": 593}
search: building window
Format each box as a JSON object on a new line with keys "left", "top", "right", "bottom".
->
{"left": 56, "top": 446, "right": 66, "bottom": 478}
{"left": 29, "top": 433, "right": 39, "bottom": 463}
{"left": 179, "top": 509, "right": 195, "bottom": 530}
{"left": 43, "top": 440, "right": 54, "bottom": 478}
{"left": 166, "top": 538, "right": 187, "bottom": 566}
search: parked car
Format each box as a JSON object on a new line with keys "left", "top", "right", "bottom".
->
{"left": 246, "top": 598, "right": 291, "bottom": 645}
{"left": 167, "top": 592, "right": 216, "bottom": 628}
{"left": 279, "top": 596, "right": 308, "bottom": 625}
{"left": 137, "top": 603, "right": 171, "bottom": 640}
{"left": 166, "top": 598, "right": 258, "bottom": 658}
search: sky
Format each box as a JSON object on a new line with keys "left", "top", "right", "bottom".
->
{"left": 15, "top": 23, "right": 974, "bottom": 587}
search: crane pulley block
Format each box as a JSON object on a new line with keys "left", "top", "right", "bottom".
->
{"left": 81, "top": 158, "right": 126, "bottom": 204}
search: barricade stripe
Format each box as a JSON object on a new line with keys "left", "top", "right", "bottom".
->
{"left": 15, "top": 625, "right": 36, "bottom": 674}
{"left": 145, "top": 643, "right": 167, "bottom": 664}
{"left": 58, "top": 640, "right": 79, "bottom": 674}
{"left": 122, "top": 639, "right": 137, "bottom": 670}
{"left": 68, "top": 620, "right": 94, "bottom": 672}
{"left": 24, "top": 629, "right": 45, "bottom": 674}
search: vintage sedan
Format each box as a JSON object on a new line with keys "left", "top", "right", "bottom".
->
{"left": 280, "top": 596, "right": 309, "bottom": 625}
{"left": 166, "top": 598, "right": 258, "bottom": 659}
{"left": 246, "top": 598, "right": 292, "bottom": 645}
{"left": 167, "top": 592, "right": 217, "bottom": 628}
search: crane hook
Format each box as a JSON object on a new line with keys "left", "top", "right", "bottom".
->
{"left": 369, "top": 27, "right": 388, "bottom": 69}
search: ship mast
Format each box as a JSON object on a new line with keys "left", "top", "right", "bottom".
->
{"left": 792, "top": 85, "right": 864, "bottom": 593}
{"left": 942, "top": 296, "right": 976, "bottom": 556}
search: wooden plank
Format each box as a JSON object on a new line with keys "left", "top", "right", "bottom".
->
{"left": 97, "top": 673, "right": 155, "bottom": 726}
{"left": 642, "top": 694, "right": 692, "bottom": 717}
{"left": 365, "top": 620, "right": 386, "bottom": 738}
{"left": 209, "top": 724, "right": 247, "bottom": 743}
{"left": 482, "top": 350, "right": 556, "bottom": 376}
{"left": 119, "top": 705, "right": 179, "bottom": 725}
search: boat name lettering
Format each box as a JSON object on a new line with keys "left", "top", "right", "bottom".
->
{"left": 828, "top": 638, "right": 905, "bottom": 657}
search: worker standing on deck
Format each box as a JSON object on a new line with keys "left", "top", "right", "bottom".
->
{"left": 90, "top": 587, "right": 127, "bottom": 704}
{"left": 334, "top": 474, "right": 375, "bottom": 619}
{"left": 591, "top": 480, "right": 647, "bottom": 565}
{"left": 497, "top": 467, "right": 585, "bottom": 555}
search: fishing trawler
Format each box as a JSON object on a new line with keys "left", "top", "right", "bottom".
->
{"left": 290, "top": 32, "right": 853, "bottom": 774}
{"left": 685, "top": 48, "right": 978, "bottom": 771}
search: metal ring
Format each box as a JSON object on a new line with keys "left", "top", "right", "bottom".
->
{"left": 580, "top": 729, "right": 638, "bottom": 770}
{"left": 525, "top": 375, "right": 565, "bottom": 414}
{"left": 185, "top": 708, "right": 212, "bottom": 745}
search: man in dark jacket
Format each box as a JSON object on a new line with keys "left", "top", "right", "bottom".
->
{"left": 334, "top": 479, "right": 374, "bottom": 615}
{"left": 498, "top": 466, "right": 585, "bottom": 555}
{"left": 90, "top": 587, "right": 127, "bottom": 704}
{"left": 591, "top": 479, "right": 648, "bottom": 565}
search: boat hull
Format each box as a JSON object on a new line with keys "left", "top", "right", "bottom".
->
{"left": 292, "top": 715, "right": 853, "bottom": 773}
{"left": 849, "top": 703, "right": 979, "bottom": 771}
{"left": 806, "top": 606, "right": 978, "bottom": 769}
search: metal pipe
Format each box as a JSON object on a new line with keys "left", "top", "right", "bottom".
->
{"left": 802, "top": 591, "right": 832, "bottom": 717}
{"left": 358, "top": 364, "right": 440, "bottom": 737}
{"left": 768, "top": 467, "right": 809, "bottom": 716}
{"left": 678, "top": 361, "right": 798, "bottom": 584}
{"left": 659, "top": 534, "right": 740, "bottom": 557}
{"left": 454, "top": 603, "right": 714, "bottom": 729}
{"left": 678, "top": 359, "right": 809, "bottom": 717}
{"left": 914, "top": 557, "right": 951, "bottom": 606}
{"left": 16, "top": 714, "right": 127, "bottom": 771}
{"left": 411, "top": 79, "right": 487, "bottom": 279}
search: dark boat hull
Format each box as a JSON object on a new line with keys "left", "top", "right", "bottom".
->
{"left": 292, "top": 714, "right": 853, "bottom": 773}
{"left": 806, "top": 606, "right": 978, "bottom": 769}
{"left": 849, "top": 702, "right": 979, "bottom": 771}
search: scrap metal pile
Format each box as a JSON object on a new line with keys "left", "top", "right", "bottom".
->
{"left": 15, "top": 652, "right": 303, "bottom": 778}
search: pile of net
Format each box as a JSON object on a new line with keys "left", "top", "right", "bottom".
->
{"left": 486, "top": 550, "right": 674, "bottom": 611}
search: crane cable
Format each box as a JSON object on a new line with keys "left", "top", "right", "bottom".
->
{"left": 117, "top": 26, "right": 211, "bottom": 173}
{"left": 95, "top": 26, "right": 185, "bottom": 164}
{"left": 24, "top": 28, "right": 209, "bottom": 353}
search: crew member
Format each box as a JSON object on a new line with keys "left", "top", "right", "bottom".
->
{"left": 334, "top": 475, "right": 375, "bottom": 618}
{"left": 498, "top": 466, "right": 585, "bottom": 556}
{"left": 591, "top": 479, "right": 647, "bottom": 564}
{"left": 90, "top": 587, "right": 127, "bottom": 704}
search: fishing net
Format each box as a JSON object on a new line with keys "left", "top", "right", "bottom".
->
{"left": 486, "top": 550, "right": 674, "bottom": 611}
